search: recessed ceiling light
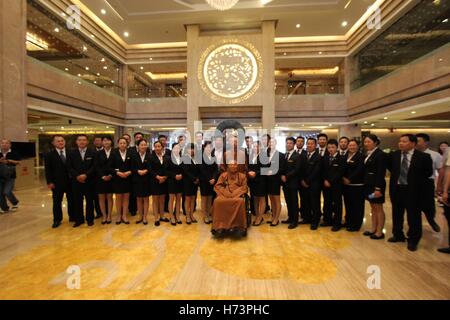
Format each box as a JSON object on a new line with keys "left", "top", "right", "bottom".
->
{"left": 411, "top": 111, "right": 416, "bottom": 114}
{"left": 140, "top": 66, "right": 144, "bottom": 70}
{"left": 283, "top": 52, "right": 287, "bottom": 56}
{"left": 341, "top": 21, "right": 348, "bottom": 27}
{"left": 85, "top": 67, "right": 89, "bottom": 71}
{"left": 83, "top": 46, "right": 87, "bottom": 51}
{"left": 97, "top": 73, "right": 100, "bottom": 76}
{"left": 149, "top": 57, "right": 153, "bottom": 61}
{"left": 344, "top": 0, "right": 352, "bottom": 9}
{"left": 103, "top": 66, "right": 108, "bottom": 70}
{"left": 93, "top": 81, "right": 97, "bottom": 84}
{"left": 439, "top": 58, "right": 444, "bottom": 62}
{"left": 77, "top": 73, "right": 81, "bottom": 77}
{"left": 318, "top": 51, "right": 323, "bottom": 55}
{"left": 111, "top": 80, "right": 115, "bottom": 83}
{"left": 91, "top": 34, "right": 95, "bottom": 38}
{"left": 54, "top": 28, "right": 60, "bottom": 33}
{"left": 65, "top": 68, "right": 69, "bottom": 71}
{"left": 384, "top": 117, "right": 388, "bottom": 120}
{"left": 61, "top": 12, "right": 66, "bottom": 17}
{"left": 101, "top": 58, "right": 105, "bottom": 62}
{"left": 371, "top": 123, "right": 375, "bottom": 126}
{"left": 296, "top": 24, "right": 301, "bottom": 28}
{"left": 433, "top": 0, "right": 441, "bottom": 5}
{"left": 364, "top": 121, "right": 368, "bottom": 124}
{"left": 443, "top": 18, "right": 449, "bottom": 23}
{"left": 101, "top": 9, "right": 106, "bottom": 15}
{"left": 123, "top": 31, "right": 129, "bottom": 37}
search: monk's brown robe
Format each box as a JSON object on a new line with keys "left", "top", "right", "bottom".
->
{"left": 212, "top": 172, "right": 249, "bottom": 231}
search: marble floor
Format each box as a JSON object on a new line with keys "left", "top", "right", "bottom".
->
{"left": 0, "top": 178, "right": 449, "bottom": 300}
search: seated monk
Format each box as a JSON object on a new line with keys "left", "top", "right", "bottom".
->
{"left": 212, "top": 161, "right": 249, "bottom": 236}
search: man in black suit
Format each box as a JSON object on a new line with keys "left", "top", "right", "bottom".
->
{"left": 317, "top": 133, "right": 329, "bottom": 226}
{"left": 295, "top": 136, "right": 307, "bottom": 223}
{"left": 67, "top": 134, "right": 96, "bottom": 228}
{"left": 387, "top": 134, "right": 433, "bottom": 251}
{"left": 322, "top": 139, "right": 346, "bottom": 231}
{"left": 281, "top": 137, "right": 301, "bottom": 229}
{"left": 300, "top": 138, "right": 323, "bottom": 230}
{"left": 45, "top": 135, "right": 74, "bottom": 228}
{"left": 93, "top": 135, "right": 103, "bottom": 219}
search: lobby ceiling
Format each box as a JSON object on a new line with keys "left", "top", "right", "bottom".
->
{"left": 76, "top": 0, "right": 380, "bottom": 45}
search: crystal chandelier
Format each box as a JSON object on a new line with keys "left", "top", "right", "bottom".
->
{"left": 205, "top": 0, "right": 240, "bottom": 11}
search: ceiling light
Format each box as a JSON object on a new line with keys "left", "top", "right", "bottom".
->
{"left": 364, "top": 121, "right": 368, "bottom": 124}
{"left": 97, "top": 73, "right": 100, "bottom": 76}
{"left": 283, "top": 52, "right": 287, "bottom": 56}
{"left": 54, "top": 28, "right": 60, "bottom": 33}
{"left": 443, "top": 18, "right": 449, "bottom": 23}
{"left": 101, "top": 58, "right": 105, "bottom": 62}
{"left": 140, "top": 66, "right": 144, "bottom": 70}
{"left": 149, "top": 57, "right": 153, "bottom": 61}
{"left": 93, "top": 81, "right": 97, "bottom": 84}
{"left": 371, "top": 123, "right": 375, "bottom": 126}
{"left": 103, "top": 66, "right": 108, "bottom": 70}
{"left": 341, "top": 21, "right": 348, "bottom": 27}
{"left": 123, "top": 31, "right": 129, "bottom": 37}
{"left": 85, "top": 67, "right": 89, "bottom": 71}
{"left": 318, "top": 51, "right": 323, "bottom": 55}
{"left": 77, "top": 73, "right": 82, "bottom": 77}
{"left": 411, "top": 111, "right": 416, "bottom": 114}
{"left": 65, "top": 68, "right": 69, "bottom": 71}
{"left": 111, "top": 80, "right": 115, "bottom": 83}
{"left": 383, "top": 117, "right": 388, "bottom": 120}
{"left": 433, "top": 0, "right": 441, "bottom": 5}
{"left": 83, "top": 46, "right": 87, "bottom": 51}
{"left": 26, "top": 32, "right": 49, "bottom": 51}
{"left": 101, "top": 9, "right": 106, "bottom": 15}
{"left": 205, "top": 0, "right": 240, "bottom": 11}
{"left": 91, "top": 34, "right": 95, "bottom": 38}
{"left": 296, "top": 24, "right": 301, "bottom": 28}
{"left": 344, "top": 0, "right": 352, "bottom": 9}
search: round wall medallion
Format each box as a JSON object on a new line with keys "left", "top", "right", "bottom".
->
{"left": 198, "top": 40, "right": 263, "bottom": 104}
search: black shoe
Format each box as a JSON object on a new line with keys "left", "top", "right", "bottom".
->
{"left": 73, "top": 222, "right": 84, "bottom": 228}
{"left": 310, "top": 224, "right": 318, "bottom": 230}
{"left": 388, "top": 236, "right": 406, "bottom": 243}
{"left": 107, "top": 220, "right": 112, "bottom": 225}
{"left": 331, "top": 225, "right": 341, "bottom": 232}
{"left": 437, "top": 247, "right": 450, "bottom": 254}
{"left": 370, "top": 233, "right": 385, "bottom": 240}
{"left": 282, "top": 219, "right": 291, "bottom": 224}
{"left": 116, "top": 220, "right": 122, "bottom": 225}
{"left": 270, "top": 221, "right": 280, "bottom": 227}
{"left": 122, "top": 219, "right": 130, "bottom": 225}
{"left": 407, "top": 243, "right": 418, "bottom": 252}
{"left": 177, "top": 220, "right": 182, "bottom": 225}
{"left": 52, "top": 222, "right": 61, "bottom": 229}
{"left": 252, "top": 219, "right": 264, "bottom": 227}
{"left": 320, "top": 222, "right": 333, "bottom": 227}
{"left": 136, "top": 219, "right": 143, "bottom": 224}
{"left": 171, "top": 221, "right": 177, "bottom": 226}
{"left": 143, "top": 221, "right": 148, "bottom": 225}
{"left": 130, "top": 212, "right": 137, "bottom": 217}
{"left": 288, "top": 223, "right": 298, "bottom": 229}
{"left": 154, "top": 221, "right": 160, "bottom": 227}
{"left": 101, "top": 220, "right": 107, "bottom": 225}
{"left": 429, "top": 221, "right": 441, "bottom": 233}
{"left": 69, "top": 218, "right": 76, "bottom": 223}
{"left": 87, "top": 221, "right": 94, "bottom": 227}
{"left": 160, "top": 218, "right": 170, "bottom": 223}
{"left": 363, "top": 231, "right": 375, "bottom": 236}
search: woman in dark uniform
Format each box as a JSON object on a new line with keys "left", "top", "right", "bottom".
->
{"left": 363, "top": 134, "right": 387, "bottom": 240}
{"left": 266, "top": 138, "right": 285, "bottom": 226}
{"left": 131, "top": 139, "right": 151, "bottom": 225}
{"left": 112, "top": 137, "right": 132, "bottom": 225}
{"left": 182, "top": 143, "right": 200, "bottom": 225}
{"left": 94, "top": 136, "right": 114, "bottom": 224}
{"left": 248, "top": 141, "right": 266, "bottom": 226}
{"left": 343, "top": 139, "right": 365, "bottom": 232}
{"left": 199, "top": 141, "right": 219, "bottom": 224}
{"left": 150, "top": 141, "right": 169, "bottom": 226}
{"left": 167, "top": 143, "right": 183, "bottom": 225}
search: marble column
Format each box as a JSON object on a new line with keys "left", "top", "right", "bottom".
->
{"left": 261, "top": 21, "right": 276, "bottom": 130}
{"left": 0, "top": 0, "right": 27, "bottom": 142}
{"left": 339, "top": 124, "right": 361, "bottom": 140}
{"left": 186, "top": 25, "right": 201, "bottom": 136}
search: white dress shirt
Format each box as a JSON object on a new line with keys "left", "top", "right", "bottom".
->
{"left": 423, "top": 148, "right": 443, "bottom": 180}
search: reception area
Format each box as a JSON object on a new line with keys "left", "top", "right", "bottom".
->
{"left": 0, "top": 0, "right": 449, "bottom": 302}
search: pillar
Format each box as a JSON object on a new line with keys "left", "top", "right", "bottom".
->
{"left": 0, "top": 0, "right": 27, "bottom": 142}
{"left": 261, "top": 21, "right": 276, "bottom": 130}
{"left": 186, "top": 25, "right": 201, "bottom": 136}
{"left": 339, "top": 124, "right": 362, "bottom": 140}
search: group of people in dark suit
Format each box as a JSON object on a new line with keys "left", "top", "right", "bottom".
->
{"left": 44, "top": 131, "right": 449, "bottom": 253}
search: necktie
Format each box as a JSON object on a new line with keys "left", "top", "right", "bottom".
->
{"left": 285, "top": 152, "right": 289, "bottom": 160}
{"left": 399, "top": 152, "right": 409, "bottom": 185}
{"left": 60, "top": 150, "right": 66, "bottom": 164}
{"left": 329, "top": 156, "right": 334, "bottom": 165}
{"left": 341, "top": 151, "right": 345, "bottom": 156}
{"left": 80, "top": 150, "right": 85, "bottom": 161}
{"left": 308, "top": 152, "right": 312, "bottom": 160}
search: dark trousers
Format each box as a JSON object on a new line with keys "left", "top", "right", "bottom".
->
{"left": 301, "top": 184, "right": 321, "bottom": 225}
{"left": 298, "top": 187, "right": 309, "bottom": 222}
{"left": 421, "top": 178, "right": 437, "bottom": 224}
{"left": 52, "top": 186, "right": 75, "bottom": 223}
{"left": 94, "top": 193, "right": 101, "bottom": 217}
{"left": 72, "top": 181, "right": 94, "bottom": 224}
{"left": 391, "top": 185, "right": 422, "bottom": 245}
{"left": 343, "top": 185, "right": 365, "bottom": 230}
{"left": 0, "top": 178, "right": 19, "bottom": 210}
{"left": 283, "top": 184, "right": 299, "bottom": 224}
{"left": 443, "top": 200, "right": 450, "bottom": 246}
{"left": 323, "top": 185, "right": 343, "bottom": 227}
{"left": 128, "top": 192, "right": 137, "bottom": 214}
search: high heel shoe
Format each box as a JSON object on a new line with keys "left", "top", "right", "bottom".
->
{"left": 186, "top": 218, "right": 192, "bottom": 225}
{"left": 252, "top": 218, "right": 264, "bottom": 226}
{"left": 171, "top": 219, "right": 177, "bottom": 226}
{"left": 122, "top": 219, "right": 130, "bottom": 225}
{"left": 177, "top": 220, "right": 182, "bottom": 224}
{"left": 270, "top": 221, "right": 279, "bottom": 227}
{"left": 363, "top": 231, "right": 375, "bottom": 236}
{"left": 143, "top": 221, "right": 148, "bottom": 225}
{"left": 101, "top": 220, "right": 107, "bottom": 225}
{"left": 160, "top": 217, "right": 170, "bottom": 223}
{"left": 115, "top": 220, "right": 122, "bottom": 225}
{"left": 370, "top": 233, "right": 385, "bottom": 240}
{"left": 136, "top": 219, "right": 143, "bottom": 224}
{"left": 154, "top": 221, "right": 160, "bottom": 227}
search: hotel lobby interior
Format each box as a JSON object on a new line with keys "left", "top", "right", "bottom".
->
{"left": 0, "top": 0, "right": 449, "bottom": 301}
